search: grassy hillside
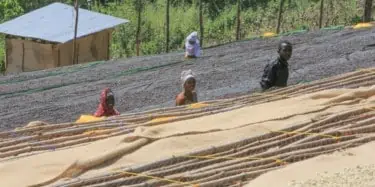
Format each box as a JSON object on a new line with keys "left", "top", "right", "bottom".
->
{"left": 0, "top": 0, "right": 366, "bottom": 72}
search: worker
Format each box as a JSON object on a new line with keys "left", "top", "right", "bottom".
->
{"left": 259, "top": 40, "right": 293, "bottom": 91}
{"left": 94, "top": 88, "right": 120, "bottom": 117}
{"left": 185, "top": 31, "right": 201, "bottom": 58}
{"left": 176, "top": 69, "right": 198, "bottom": 106}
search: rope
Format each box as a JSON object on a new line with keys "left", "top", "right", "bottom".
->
{"left": 112, "top": 170, "right": 199, "bottom": 186}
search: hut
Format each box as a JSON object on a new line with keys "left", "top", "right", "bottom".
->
{"left": 0, "top": 2, "right": 129, "bottom": 73}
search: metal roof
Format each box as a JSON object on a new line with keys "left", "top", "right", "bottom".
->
{"left": 0, "top": 2, "right": 129, "bottom": 43}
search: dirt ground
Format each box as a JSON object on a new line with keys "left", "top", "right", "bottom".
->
{"left": 0, "top": 28, "right": 375, "bottom": 129}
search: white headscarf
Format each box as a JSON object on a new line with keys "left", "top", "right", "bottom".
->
{"left": 185, "top": 31, "right": 201, "bottom": 57}
{"left": 181, "top": 69, "right": 196, "bottom": 88}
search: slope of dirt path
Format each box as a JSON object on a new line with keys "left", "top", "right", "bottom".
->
{"left": 0, "top": 28, "right": 375, "bottom": 129}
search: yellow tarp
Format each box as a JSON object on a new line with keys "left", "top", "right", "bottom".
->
{"left": 76, "top": 115, "right": 105, "bottom": 124}
{"left": 262, "top": 32, "right": 277, "bottom": 38}
{"left": 187, "top": 102, "right": 210, "bottom": 109}
{"left": 149, "top": 117, "right": 178, "bottom": 123}
{"left": 353, "top": 23, "right": 373, "bottom": 29}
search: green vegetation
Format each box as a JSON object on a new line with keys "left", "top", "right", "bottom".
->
{"left": 0, "top": 0, "right": 368, "bottom": 73}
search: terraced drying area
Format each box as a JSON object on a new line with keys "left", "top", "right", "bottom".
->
{"left": 1, "top": 27, "right": 375, "bottom": 129}
{"left": 1, "top": 67, "right": 375, "bottom": 186}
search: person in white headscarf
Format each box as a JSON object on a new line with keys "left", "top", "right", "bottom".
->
{"left": 176, "top": 69, "right": 198, "bottom": 106}
{"left": 184, "top": 31, "right": 201, "bottom": 58}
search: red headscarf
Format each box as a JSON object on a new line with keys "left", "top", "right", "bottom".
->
{"left": 94, "top": 88, "right": 120, "bottom": 117}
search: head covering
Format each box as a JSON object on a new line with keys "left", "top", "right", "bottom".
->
{"left": 185, "top": 32, "right": 201, "bottom": 57}
{"left": 94, "top": 88, "right": 120, "bottom": 117}
{"left": 181, "top": 69, "right": 196, "bottom": 88}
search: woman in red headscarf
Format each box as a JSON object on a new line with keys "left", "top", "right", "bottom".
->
{"left": 94, "top": 88, "right": 120, "bottom": 117}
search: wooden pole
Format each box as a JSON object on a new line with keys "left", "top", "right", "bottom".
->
{"left": 107, "top": 32, "right": 110, "bottom": 60}
{"left": 319, "top": 0, "right": 324, "bottom": 29}
{"left": 136, "top": 0, "right": 142, "bottom": 56}
{"left": 21, "top": 43, "right": 25, "bottom": 72}
{"left": 236, "top": 0, "right": 241, "bottom": 40}
{"left": 4, "top": 37, "right": 8, "bottom": 73}
{"left": 165, "top": 0, "right": 170, "bottom": 53}
{"left": 72, "top": 0, "right": 79, "bottom": 65}
{"left": 276, "top": 0, "right": 285, "bottom": 34}
{"left": 57, "top": 48, "right": 61, "bottom": 67}
{"left": 199, "top": 0, "right": 204, "bottom": 47}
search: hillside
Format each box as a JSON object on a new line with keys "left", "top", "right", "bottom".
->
{"left": 0, "top": 27, "right": 375, "bottom": 129}
{"left": 1, "top": 67, "right": 375, "bottom": 186}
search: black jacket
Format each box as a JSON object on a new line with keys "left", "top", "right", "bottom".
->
{"left": 259, "top": 57, "right": 289, "bottom": 91}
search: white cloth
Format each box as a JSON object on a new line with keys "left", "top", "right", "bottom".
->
{"left": 185, "top": 32, "right": 201, "bottom": 57}
{"left": 181, "top": 69, "right": 195, "bottom": 86}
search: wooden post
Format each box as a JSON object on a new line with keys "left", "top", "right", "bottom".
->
{"left": 136, "top": 0, "right": 142, "bottom": 56}
{"left": 319, "top": 0, "right": 324, "bottom": 29}
{"left": 72, "top": 0, "right": 79, "bottom": 65}
{"left": 21, "top": 43, "right": 25, "bottom": 72}
{"left": 199, "top": 0, "right": 204, "bottom": 47}
{"left": 57, "top": 48, "right": 61, "bottom": 67}
{"left": 107, "top": 31, "right": 110, "bottom": 60}
{"left": 276, "top": 0, "right": 285, "bottom": 34}
{"left": 76, "top": 44, "right": 80, "bottom": 63}
{"left": 165, "top": 0, "right": 170, "bottom": 53}
{"left": 236, "top": 0, "right": 241, "bottom": 40}
{"left": 364, "top": 0, "right": 373, "bottom": 22}
{"left": 4, "top": 37, "right": 8, "bottom": 72}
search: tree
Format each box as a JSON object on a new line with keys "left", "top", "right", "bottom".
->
{"left": 135, "top": 0, "right": 142, "bottom": 56}
{"left": 236, "top": 0, "right": 241, "bottom": 40}
{"left": 319, "top": 0, "right": 324, "bottom": 28}
{"left": 364, "top": 0, "right": 373, "bottom": 22}
{"left": 165, "top": 0, "right": 170, "bottom": 53}
{"left": 0, "top": 0, "right": 24, "bottom": 22}
{"left": 276, "top": 0, "right": 286, "bottom": 34}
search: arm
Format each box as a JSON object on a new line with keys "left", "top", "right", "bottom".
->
{"left": 259, "top": 63, "right": 277, "bottom": 91}
{"left": 176, "top": 93, "right": 185, "bottom": 106}
{"left": 114, "top": 109, "right": 120, "bottom": 115}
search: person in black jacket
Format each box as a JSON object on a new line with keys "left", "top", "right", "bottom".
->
{"left": 260, "top": 41, "right": 293, "bottom": 91}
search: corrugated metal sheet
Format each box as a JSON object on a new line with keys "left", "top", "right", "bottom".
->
{"left": 0, "top": 2, "right": 129, "bottom": 43}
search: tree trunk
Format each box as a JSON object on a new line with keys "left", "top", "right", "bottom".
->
{"left": 276, "top": 0, "right": 285, "bottom": 34}
{"left": 364, "top": 0, "right": 373, "bottom": 22}
{"left": 136, "top": 0, "right": 142, "bottom": 56}
{"left": 165, "top": 0, "right": 170, "bottom": 53}
{"left": 236, "top": 0, "right": 241, "bottom": 40}
{"left": 199, "top": 0, "right": 204, "bottom": 47}
{"left": 319, "top": 0, "right": 324, "bottom": 29}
